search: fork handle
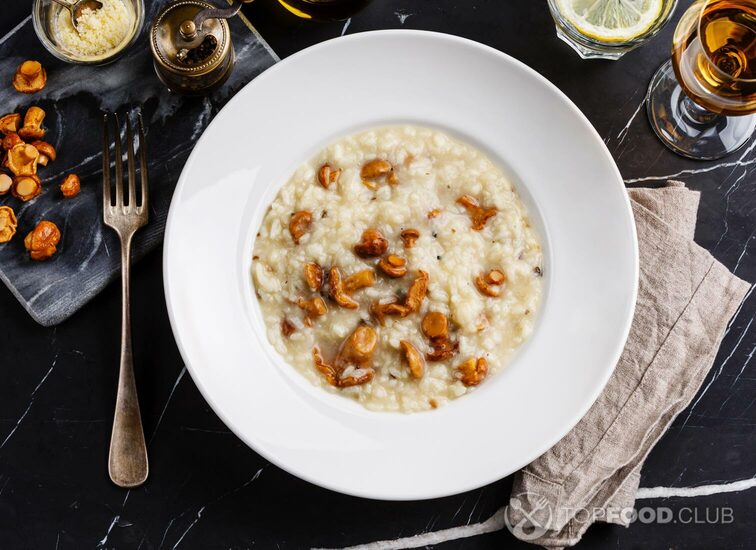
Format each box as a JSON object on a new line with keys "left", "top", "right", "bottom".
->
{"left": 108, "top": 233, "right": 148, "bottom": 488}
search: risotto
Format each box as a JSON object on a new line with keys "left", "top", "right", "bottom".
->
{"left": 252, "top": 126, "right": 543, "bottom": 412}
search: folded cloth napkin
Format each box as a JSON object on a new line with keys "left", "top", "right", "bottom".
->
{"left": 506, "top": 181, "right": 751, "bottom": 549}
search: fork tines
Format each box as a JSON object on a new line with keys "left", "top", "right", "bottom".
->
{"left": 102, "top": 111, "right": 149, "bottom": 220}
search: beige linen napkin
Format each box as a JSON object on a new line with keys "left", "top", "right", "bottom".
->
{"left": 506, "top": 181, "right": 751, "bottom": 549}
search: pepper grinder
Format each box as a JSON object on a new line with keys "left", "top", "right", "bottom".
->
{"left": 150, "top": 0, "right": 253, "bottom": 94}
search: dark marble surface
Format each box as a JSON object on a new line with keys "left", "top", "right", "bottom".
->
{"left": 1, "top": 0, "right": 755, "bottom": 548}
{"left": 0, "top": 0, "right": 276, "bottom": 326}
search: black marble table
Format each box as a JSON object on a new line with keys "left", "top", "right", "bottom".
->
{"left": 1, "top": 0, "right": 754, "bottom": 548}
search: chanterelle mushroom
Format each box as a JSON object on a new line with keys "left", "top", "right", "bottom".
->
{"left": 24, "top": 220, "right": 60, "bottom": 260}
{"left": 354, "top": 228, "right": 389, "bottom": 258}
{"left": 474, "top": 268, "right": 506, "bottom": 297}
{"left": 400, "top": 340, "right": 425, "bottom": 379}
{"left": 369, "top": 270, "right": 429, "bottom": 325}
{"left": 0, "top": 206, "right": 18, "bottom": 244}
{"left": 0, "top": 113, "right": 21, "bottom": 135}
{"left": 0, "top": 173, "right": 12, "bottom": 195}
{"left": 31, "top": 141, "right": 56, "bottom": 165}
{"left": 329, "top": 266, "right": 359, "bottom": 309}
{"left": 2, "top": 133, "right": 23, "bottom": 151}
{"left": 297, "top": 296, "right": 328, "bottom": 326}
{"left": 289, "top": 210, "right": 312, "bottom": 244}
{"left": 343, "top": 269, "right": 376, "bottom": 293}
{"left": 304, "top": 262, "right": 324, "bottom": 291}
{"left": 312, "top": 324, "right": 378, "bottom": 387}
{"left": 18, "top": 107, "right": 46, "bottom": 141}
{"left": 317, "top": 164, "right": 341, "bottom": 189}
{"left": 12, "top": 61, "right": 47, "bottom": 94}
{"left": 12, "top": 174, "right": 42, "bottom": 202}
{"left": 457, "top": 357, "right": 488, "bottom": 386}
{"left": 400, "top": 228, "right": 420, "bottom": 248}
{"left": 422, "top": 311, "right": 459, "bottom": 362}
{"left": 405, "top": 270, "right": 429, "bottom": 313}
{"left": 457, "top": 194, "right": 497, "bottom": 231}
{"left": 7, "top": 143, "right": 38, "bottom": 176}
{"left": 378, "top": 255, "right": 407, "bottom": 278}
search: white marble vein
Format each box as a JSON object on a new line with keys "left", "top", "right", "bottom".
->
{"left": 98, "top": 515, "right": 120, "bottom": 547}
{"left": 149, "top": 366, "right": 187, "bottom": 444}
{"left": 171, "top": 506, "right": 205, "bottom": 549}
{"left": 614, "top": 95, "right": 645, "bottom": 148}
{"left": 0, "top": 362, "right": 56, "bottom": 450}
{"left": 341, "top": 18, "right": 352, "bottom": 36}
{"left": 679, "top": 316, "right": 754, "bottom": 430}
{"left": 394, "top": 11, "right": 413, "bottom": 24}
{"left": 163, "top": 468, "right": 264, "bottom": 548}
{"left": 321, "top": 478, "right": 756, "bottom": 550}
{"left": 0, "top": 15, "right": 31, "bottom": 48}
{"left": 624, "top": 158, "right": 756, "bottom": 183}
{"left": 636, "top": 477, "right": 756, "bottom": 499}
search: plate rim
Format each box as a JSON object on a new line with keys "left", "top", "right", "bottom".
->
{"left": 163, "top": 29, "right": 639, "bottom": 500}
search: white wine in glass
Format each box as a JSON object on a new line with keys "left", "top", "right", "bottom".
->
{"left": 648, "top": 0, "right": 756, "bottom": 159}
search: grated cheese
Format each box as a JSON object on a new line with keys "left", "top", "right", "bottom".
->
{"left": 55, "top": 0, "right": 134, "bottom": 58}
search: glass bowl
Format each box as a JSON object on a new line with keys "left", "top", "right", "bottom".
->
{"left": 547, "top": 0, "right": 678, "bottom": 60}
{"left": 32, "top": 0, "right": 144, "bottom": 65}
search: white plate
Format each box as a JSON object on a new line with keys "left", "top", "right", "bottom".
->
{"left": 164, "top": 30, "right": 638, "bottom": 500}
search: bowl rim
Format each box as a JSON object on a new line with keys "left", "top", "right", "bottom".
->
{"left": 163, "top": 29, "right": 639, "bottom": 500}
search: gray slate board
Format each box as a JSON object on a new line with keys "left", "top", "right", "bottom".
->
{"left": 0, "top": 0, "right": 278, "bottom": 326}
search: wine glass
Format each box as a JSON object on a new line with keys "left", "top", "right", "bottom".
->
{"left": 647, "top": 0, "right": 756, "bottom": 160}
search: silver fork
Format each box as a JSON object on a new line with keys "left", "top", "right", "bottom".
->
{"left": 103, "top": 112, "right": 149, "bottom": 488}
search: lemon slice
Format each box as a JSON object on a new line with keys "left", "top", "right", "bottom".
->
{"left": 555, "top": 0, "right": 664, "bottom": 42}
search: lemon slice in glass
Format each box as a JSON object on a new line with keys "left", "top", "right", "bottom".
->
{"left": 555, "top": 0, "right": 665, "bottom": 42}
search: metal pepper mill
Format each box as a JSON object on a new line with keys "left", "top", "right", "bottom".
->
{"left": 149, "top": 0, "right": 253, "bottom": 94}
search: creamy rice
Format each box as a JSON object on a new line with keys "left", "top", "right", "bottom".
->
{"left": 252, "top": 126, "right": 543, "bottom": 412}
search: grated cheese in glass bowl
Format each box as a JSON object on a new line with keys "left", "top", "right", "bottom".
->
{"left": 33, "top": 0, "right": 144, "bottom": 65}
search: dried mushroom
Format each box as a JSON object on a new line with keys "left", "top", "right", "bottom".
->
{"left": 32, "top": 141, "right": 56, "bottom": 165}
{"left": 313, "top": 324, "right": 378, "bottom": 387}
{"left": 297, "top": 296, "right": 328, "bottom": 325}
{"left": 400, "top": 228, "right": 419, "bottom": 248}
{"left": 60, "top": 174, "right": 80, "bottom": 198}
{"left": 12, "top": 174, "right": 42, "bottom": 202}
{"left": 24, "top": 220, "right": 60, "bottom": 260}
{"left": 400, "top": 340, "right": 425, "bottom": 379}
{"left": 457, "top": 357, "right": 488, "bottom": 386}
{"left": 457, "top": 194, "right": 497, "bottom": 230}
{"left": 18, "top": 107, "right": 46, "bottom": 140}
{"left": 2, "top": 133, "right": 23, "bottom": 151}
{"left": 328, "top": 266, "right": 359, "bottom": 309}
{"left": 12, "top": 61, "right": 47, "bottom": 94}
{"left": 289, "top": 210, "right": 312, "bottom": 244}
{"left": 378, "top": 255, "right": 407, "bottom": 278}
{"left": 281, "top": 318, "right": 296, "bottom": 337}
{"left": 317, "top": 164, "right": 341, "bottom": 189}
{"left": 0, "top": 206, "right": 18, "bottom": 243}
{"left": 304, "top": 262, "right": 324, "bottom": 291}
{"left": 0, "top": 113, "right": 21, "bottom": 135}
{"left": 0, "top": 173, "right": 12, "bottom": 195}
{"left": 7, "top": 143, "right": 38, "bottom": 176}
{"left": 474, "top": 268, "right": 506, "bottom": 297}
{"left": 354, "top": 228, "right": 388, "bottom": 258}
{"left": 343, "top": 269, "right": 376, "bottom": 293}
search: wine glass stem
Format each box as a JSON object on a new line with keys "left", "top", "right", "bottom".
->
{"left": 680, "top": 94, "right": 720, "bottom": 125}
